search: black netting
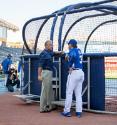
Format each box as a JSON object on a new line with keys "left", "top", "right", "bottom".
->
{"left": 62, "top": 10, "right": 117, "bottom": 53}
{"left": 23, "top": 1, "right": 117, "bottom": 54}
{"left": 24, "top": 19, "right": 45, "bottom": 52}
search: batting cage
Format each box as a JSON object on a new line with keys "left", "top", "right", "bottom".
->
{"left": 15, "top": 0, "right": 117, "bottom": 114}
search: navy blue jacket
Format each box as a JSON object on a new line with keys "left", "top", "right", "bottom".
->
{"left": 38, "top": 49, "right": 54, "bottom": 71}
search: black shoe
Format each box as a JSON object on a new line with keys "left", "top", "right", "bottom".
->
{"left": 7, "top": 85, "right": 14, "bottom": 92}
{"left": 40, "top": 110, "right": 51, "bottom": 113}
{"left": 40, "top": 110, "right": 47, "bottom": 113}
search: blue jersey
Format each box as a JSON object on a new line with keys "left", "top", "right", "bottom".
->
{"left": 2, "top": 58, "right": 12, "bottom": 73}
{"left": 39, "top": 49, "right": 54, "bottom": 71}
{"left": 68, "top": 48, "right": 83, "bottom": 69}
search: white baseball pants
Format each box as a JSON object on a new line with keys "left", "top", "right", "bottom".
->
{"left": 64, "top": 69, "right": 84, "bottom": 113}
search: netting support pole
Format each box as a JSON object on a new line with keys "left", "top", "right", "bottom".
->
{"left": 58, "top": 12, "right": 66, "bottom": 51}
{"left": 50, "top": 13, "right": 58, "bottom": 42}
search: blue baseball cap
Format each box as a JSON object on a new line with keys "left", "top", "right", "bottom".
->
{"left": 68, "top": 39, "right": 77, "bottom": 45}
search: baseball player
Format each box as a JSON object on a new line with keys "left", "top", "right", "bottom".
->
{"left": 61, "top": 39, "right": 84, "bottom": 118}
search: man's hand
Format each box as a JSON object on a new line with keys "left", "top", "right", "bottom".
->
{"left": 38, "top": 75, "right": 42, "bottom": 81}
{"left": 38, "top": 67, "right": 42, "bottom": 81}
{"left": 54, "top": 51, "right": 65, "bottom": 55}
{"left": 65, "top": 54, "right": 69, "bottom": 61}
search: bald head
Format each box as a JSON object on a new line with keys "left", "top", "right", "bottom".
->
{"left": 45, "top": 40, "right": 53, "bottom": 51}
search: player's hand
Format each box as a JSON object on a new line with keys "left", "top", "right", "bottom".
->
{"left": 59, "top": 51, "right": 65, "bottom": 55}
{"left": 38, "top": 75, "right": 42, "bottom": 81}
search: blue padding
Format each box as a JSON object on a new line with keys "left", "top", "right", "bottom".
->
{"left": 30, "top": 58, "right": 42, "bottom": 95}
{"left": 83, "top": 53, "right": 117, "bottom": 57}
{"left": 61, "top": 58, "right": 69, "bottom": 99}
{"left": 22, "top": 53, "right": 111, "bottom": 110}
{"left": 89, "top": 57, "right": 105, "bottom": 110}
{"left": 23, "top": 57, "right": 41, "bottom": 95}
{"left": 22, "top": 55, "right": 60, "bottom": 97}
{"left": 61, "top": 54, "right": 106, "bottom": 110}
{"left": 82, "top": 56, "right": 88, "bottom": 108}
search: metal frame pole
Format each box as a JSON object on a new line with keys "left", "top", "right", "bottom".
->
{"left": 21, "top": 57, "right": 24, "bottom": 95}
{"left": 55, "top": 67, "right": 58, "bottom": 99}
{"left": 28, "top": 58, "right": 31, "bottom": 95}
{"left": 53, "top": 57, "right": 58, "bottom": 100}
{"left": 87, "top": 57, "right": 91, "bottom": 110}
{"left": 59, "top": 57, "right": 61, "bottom": 100}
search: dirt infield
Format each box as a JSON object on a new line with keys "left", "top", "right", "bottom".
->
{"left": 0, "top": 93, "right": 117, "bottom": 125}
{"left": 105, "top": 96, "right": 117, "bottom": 112}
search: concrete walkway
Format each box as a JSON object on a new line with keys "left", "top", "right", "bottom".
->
{"left": 0, "top": 93, "right": 117, "bottom": 125}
